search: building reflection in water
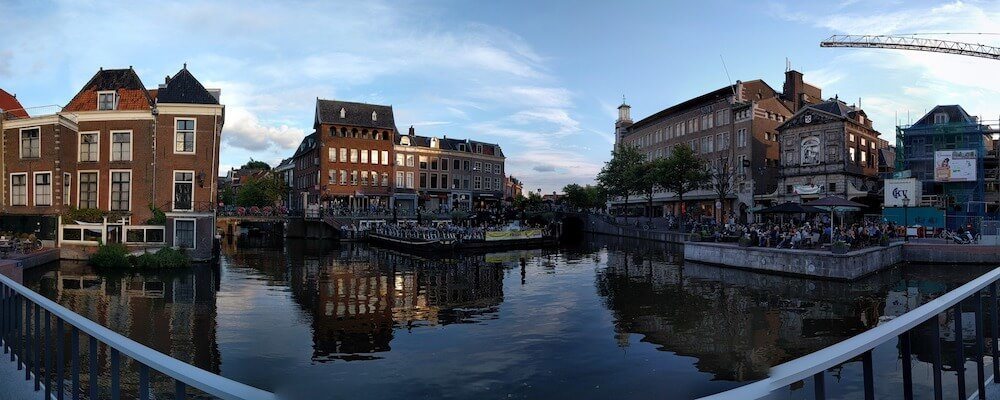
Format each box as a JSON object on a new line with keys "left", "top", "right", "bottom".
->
{"left": 226, "top": 241, "right": 516, "bottom": 363}
{"left": 588, "top": 234, "right": 988, "bottom": 382}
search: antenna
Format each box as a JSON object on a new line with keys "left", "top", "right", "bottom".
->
{"left": 720, "top": 55, "right": 737, "bottom": 98}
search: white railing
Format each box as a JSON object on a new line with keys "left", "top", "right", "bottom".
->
{"left": 0, "top": 273, "right": 275, "bottom": 400}
{"left": 701, "top": 266, "right": 1000, "bottom": 400}
{"left": 58, "top": 224, "right": 103, "bottom": 245}
{"left": 123, "top": 225, "right": 166, "bottom": 245}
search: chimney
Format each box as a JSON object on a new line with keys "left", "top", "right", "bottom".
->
{"left": 408, "top": 125, "right": 415, "bottom": 136}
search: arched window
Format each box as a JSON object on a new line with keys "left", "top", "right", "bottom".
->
{"left": 430, "top": 138, "right": 439, "bottom": 148}
{"left": 340, "top": 108, "right": 346, "bottom": 118}
{"left": 372, "top": 111, "right": 377, "bottom": 121}
{"left": 401, "top": 136, "right": 411, "bottom": 146}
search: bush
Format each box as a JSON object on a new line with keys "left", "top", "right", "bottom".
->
{"left": 130, "top": 247, "right": 190, "bottom": 269}
{"left": 146, "top": 204, "right": 167, "bottom": 225}
{"left": 831, "top": 240, "right": 850, "bottom": 254}
{"left": 89, "top": 244, "right": 190, "bottom": 269}
{"left": 63, "top": 207, "right": 106, "bottom": 223}
{"left": 738, "top": 236, "right": 753, "bottom": 247}
{"left": 88, "top": 243, "right": 131, "bottom": 268}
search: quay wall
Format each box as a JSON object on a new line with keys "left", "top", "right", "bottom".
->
{"left": 0, "top": 248, "right": 60, "bottom": 283}
{"left": 683, "top": 242, "right": 904, "bottom": 281}
{"left": 904, "top": 243, "right": 1000, "bottom": 264}
{"left": 579, "top": 214, "right": 690, "bottom": 243}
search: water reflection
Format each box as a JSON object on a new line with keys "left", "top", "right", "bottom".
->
{"left": 19, "top": 235, "right": 991, "bottom": 399}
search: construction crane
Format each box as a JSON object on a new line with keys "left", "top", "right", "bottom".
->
{"left": 820, "top": 34, "right": 1000, "bottom": 61}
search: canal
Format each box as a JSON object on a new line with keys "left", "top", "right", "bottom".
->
{"left": 22, "top": 234, "right": 995, "bottom": 399}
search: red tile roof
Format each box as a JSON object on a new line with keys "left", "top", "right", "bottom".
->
{"left": 0, "top": 88, "right": 29, "bottom": 119}
{"left": 63, "top": 68, "right": 153, "bottom": 112}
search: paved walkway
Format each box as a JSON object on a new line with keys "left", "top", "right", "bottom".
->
{"left": 0, "top": 344, "right": 42, "bottom": 400}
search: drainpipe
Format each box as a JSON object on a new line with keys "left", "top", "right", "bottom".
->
{"left": 151, "top": 106, "right": 158, "bottom": 210}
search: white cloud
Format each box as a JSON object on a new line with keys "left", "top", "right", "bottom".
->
{"left": 222, "top": 107, "right": 306, "bottom": 152}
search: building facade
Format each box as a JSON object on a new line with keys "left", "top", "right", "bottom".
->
{"left": 1, "top": 66, "right": 223, "bottom": 260}
{"left": 612, "top": 69, "right": 821, "bottom": 222}
{"left": 771, "top": 98, "right": 882, "bottom": 206}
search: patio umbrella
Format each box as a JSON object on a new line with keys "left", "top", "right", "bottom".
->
{"left": 804, "top": 197, "right": 867, "bottom": 244}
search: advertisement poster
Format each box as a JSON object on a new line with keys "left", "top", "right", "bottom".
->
{"left": 485, "top": 229, "right": 544, "bottom": 241}
{"left": 934, "top": 150, "right": 976, "bottom": 182}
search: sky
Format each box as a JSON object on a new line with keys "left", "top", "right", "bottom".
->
{"left": 2, "top": 0, "right": 1000, "bottom": 194}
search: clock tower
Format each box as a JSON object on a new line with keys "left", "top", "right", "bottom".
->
{"left": 614, "top": 96, "right": 633, "bottom": 148}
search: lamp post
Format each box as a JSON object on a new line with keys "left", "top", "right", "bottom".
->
{"left": 902, "top": 195, "right": 910, "bottom": 243}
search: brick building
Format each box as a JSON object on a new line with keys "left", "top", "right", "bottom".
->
{"left": 771, "top": 98, "right": 882, "bottom": 206}
{"left": 0, "top": 66, "right": 223, "bottom": 260}
{"left": 613, "top": 69, "right": 821, "bottom": 222}
{"left": 392, "top": 126, "right": 506, "bottom": 211}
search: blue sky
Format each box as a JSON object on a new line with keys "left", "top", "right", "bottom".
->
{"left": 2, "top": 0, "right": 999, "bottom": 194}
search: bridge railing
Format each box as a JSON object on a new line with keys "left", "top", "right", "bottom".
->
{"left": 0, "top": 273, "right": 275, "bottom": 400}
{"left": 700, "top": 266, "right": 1000, "bottom": 400}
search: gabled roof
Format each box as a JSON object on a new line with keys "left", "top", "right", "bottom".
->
{"left": 292, "top": 132, "right": 319, "bottom": 158}
{"left": 315, "top": 99, "right": 396, "bottom": 130}
{"left": 63, "top": 68, "right": 153, "bottom": 112}
{"left": 156, "top": 67, "right": 219, "bottom": 105}
{"left": 0, "top": 88, "right": 29, "bottom": 119}
{"left": 396, "top": 131, "right": 505, "bottom": 157}
{"left": 911, "top": 105, "right": 977, "bottom": 127}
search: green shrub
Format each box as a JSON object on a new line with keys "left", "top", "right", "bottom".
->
{"left": 131, "top": 247, "right": 190, "bottom": 269}
{"left": 831, "top": 240, "right": 850, "bottom": 254}
{"left": 738, "top": 236, "right": 753, "bottom": 247}
{"left": 146, "top": 204, "right": 167, "bottom": 225}
{"left": 63, "top": 207, "right": 106, "bottom": 223}
{"left": 88, "top": 243, "right": 130, "bottom": 268}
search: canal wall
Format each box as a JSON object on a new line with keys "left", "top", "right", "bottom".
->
{"left": 903, "top": 243, "right": 1000, "bottom": 264}
{"left": 579, "top": 214, "right": 690, "bottom": 243}
{"left": 683, "top": 242, "right": 904, "bottom": 280}
{"left": 0, "top": 248, "right": 60, "bottom": 284}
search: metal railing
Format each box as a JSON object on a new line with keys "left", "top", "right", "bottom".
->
{"left": 701, "top": 266, "right": 1000, "bottom": 400}
{"left": 0, "top": 273, "right": 275, "bottom": 400}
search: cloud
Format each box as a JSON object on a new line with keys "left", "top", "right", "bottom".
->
{"left": 222, "top": 107, "right": 306, "bottom": 152}
{"left": 532, "top": 165, "right": 556, "bottom": 172}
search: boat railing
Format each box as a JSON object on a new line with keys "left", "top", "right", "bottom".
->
{"left": 700, "top": 266, "right": 1000, "bottom": 400}
{"left": 0, "top": 273, "right": 275, "bottom": 400}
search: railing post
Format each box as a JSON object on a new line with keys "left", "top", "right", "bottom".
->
{"left": 25, "top": 301, "right": 31, "bottom": 379}
{"left": 111, "top": 348, "right": 120, "bottom": 400}
{"left": 34, "top": 303, "right": 40, "bottom": 391}
{"left": 89, "top": 336, "right": 98, "bottom": 400}
{"left": 71, "top": 327, "right": 79, "bottom": 400}
{"left": 862, "top": 350, "right": 874, "bottom": 400}
{"left": 44, "top": 309, "right": 51, "bottom": 398}
{"left": 139, "top": 364, "right": 150, "bottom": 400}
{"left": 176, "top": 379, "right": 186, "bottom": 400}
{"left": 931, "top": 317, "right": 943, "bottom": 400}
{"left": 991, "top": 282, "right": 999, "bottom": 383}
{"left": 901, "top": 330, "right": 913, "bottom": 400}
{"left": 57, "top": 318, "right": 64, "bottom": 400}
{"left": 813, "top": 371, "right": 825, "bottom": 400}
{"left": 974, "top": 291, "right": 986, "bottom": 399}
{"left": 956, "top": 304, "right": 967, "bottom": 399}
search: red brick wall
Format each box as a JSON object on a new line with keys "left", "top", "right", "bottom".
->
{"left": 74, "top": 119, "right": 156, "bottom": 221}
{"left": 317, "top": 124, "right": 395, "bottom": 198}
{"left": 154, "top": 113, "right": 223, "bottom": 213}
{"left": 3, "top": 123, "right": 64, "bottom": 215}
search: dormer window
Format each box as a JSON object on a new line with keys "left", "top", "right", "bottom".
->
{"left": 372, "top": 111, "right": 377, "bottom": 121}
{"left": 340, "top": 108, "right": 346, "bottom": 118}
{"left": 400, "top": 136, "right": 411, "bottom": 146}
{"left": 430, "top": 138, "right": 438, "bottom": 148}
{"left": 476, "top": 144, "right": 483, "bottom": 154}
{"left": 934, "top": 113, "right": 949, "bottom": 124}
{"left": 98, "top": 91, "right": 117, "bottom": 111}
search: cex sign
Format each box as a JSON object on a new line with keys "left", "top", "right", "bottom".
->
{"left": 884, "top": 178, "right": 921, "bottom": 208}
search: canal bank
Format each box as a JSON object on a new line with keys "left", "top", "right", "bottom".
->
{"left": 684, "top": 242, "right": 904, "bottom": 280}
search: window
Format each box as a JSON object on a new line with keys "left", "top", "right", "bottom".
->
{"left": 350, "top": 149, "right": 358, "bottom": 163}
{"left": 452, "top": 177, "right": 460, "bottom": 190}
{"left": 79, "top": 172, "right": 98, "bottom": 209}
{"left": 360, "top": 171, "right": 368, "bottom": 186}
{"left": 849, "top": 147, "right": 857, "bottom": 162}
{"left": 485, "top": 163, "right": 492, "bottom": 173}
{"left": 350, "top": 170, "right": 358, "bottom": 185}
{"left": 63, "top": 173, "right": 71, "bottom": 206}
{"left": 419, "top": 156, "right": 428, "bottom": 169}
{"left": 474, "top": 162, "right": 482, "bottom": 171}
{"left": 110, "top": 171, "right": 130, "bottom": 211}
{"left": 396, "top": 154, "right": 405, "bottom": 166}
{"left": 174, "top": 219, "right": 195, "bottom": 249}
{"left": 431, "top": 158, "right": 439, "bottom": 170}
{"left": 442, "top": 158, "right": 449, "bottom": 171}
{"left": 934, "top": 113, "right": 949, "bottom": 124}
{"left": 361, "top": 149, "right": 369, "bottom": 164}
{"left": 340, "top": 148, "right": 348, "bottom": 162}
{"left": 737, "top": 155, "right": 747, "bottom": 175}
{"left": 329, "top": 148, "right": 337, "bottom": 162}
{"left": 829, "top": 183, "right": 837, "bottom": 193}
{"left": 173, "top": 171, "right": 194, "bottom": 211}
{"left": 406, "top": 155, "right": 415, "bottom": 167}
{"left": 401, "top": 136, "right": 411, "bottom": 146}
{"left": 495, "top": 164, "right": 502, "bottom": 174}
{"left": 419, "top": 173, "right": 427, "bottom": 188}
{"left": 396, "top": 172, "right": 405, "bottom": 188}
{"left": 340, "top": 108, "right": 346, "bottom": 118}
{"left": 474, "top": 176, "right": 482, "bottom": 190}
{"left": 174, "top": 119, "right": 196, "bottom": 153}
{"left": 340, "top": 170, "right": 347, "bottom": 185}
{"left": 430, "top": 174, "right": 438, "bottom": 189}
{"left": 77, "top": 132, "right": 99, "bottom": 162}
{"left": 381, "top": 151, "right": 389, "bottom": 165}
{"left": 20, "top": 128, "right": 40, "bottom": 159}
{"left": 31, "top": 172, "right": 52, "bottom": 206}
{"left": 372, "top": 111, "right": 377, "bottom": 121}
{"left": 381, "top": 172, "right": 389, "bottom": 187}
{"left": 406, "top": 172, "right": 414, "bottom": 189}
{"left": 97, "top": 91, "right": 116, "bottom": 111}
{"left": 10, "top": 174, "right": 27, "bottom": 206}
{"left": 737, "top": 129, "right": 748, "bottom": 148}
{"left": 463, "top": 160, "right": 470, "bottom": 170}
{"left": 111, "top": 131, "right": 131, "bottom": 161}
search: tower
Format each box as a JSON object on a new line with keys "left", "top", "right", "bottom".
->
{"left": 615, "top": 96, "right": 633, "bottom": 148}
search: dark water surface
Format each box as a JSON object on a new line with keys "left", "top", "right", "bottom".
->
{"left": 22, "top": 235, "right": 994, "bottom": 399}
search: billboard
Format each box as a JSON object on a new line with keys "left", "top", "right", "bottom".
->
{"left": 884, "top": 178, "right": 921, "bottom": 208}
{"left": 934, "top": 150, "right": 977, "bottom": 182}
{"left": 484, "top": 229, "right": 544, "bottom": 241}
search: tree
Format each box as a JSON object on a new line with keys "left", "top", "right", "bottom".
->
{"left": 708, "top": 156, "right": 736, "bottom": 223}
{"left": 563, "top": 183, "right": 607, "bottom": 211}
{"left": 242, "top": 158, "right": 271, "bottom": 170}
{"left": 235, "top": 175, "right": 286, "bottom": 207}
{"left": 596, "top": 145, "right": 646, "bottom": 223}
{"left": 657, "top": 145, "right": 710, "bottom": 220}
{"left": 637, "top": 158, "right": 669, "bottom": 222}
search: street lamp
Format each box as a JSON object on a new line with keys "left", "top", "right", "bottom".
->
{"left": 902, "top": 194, "right": 910, "bottom": 243}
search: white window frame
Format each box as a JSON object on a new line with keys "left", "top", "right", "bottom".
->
{"left": 173, "top": 218, "right": 197, "bottom": 250}
{"left": 9, "top": 173, "right": 27, "bottom": 206}
{"left": 108, "top": 169, "right": 132, "bottom": 212}
{"left": 172, "top": 170, "right": 195, "bottom": 211}
{"left": 33, "top": 171, "right": 52, "bottom": 206}
{"left": 110, "top": 130, "right": 133, "bottom": 161}
{"left": 97, "top": 91, "right": 117, "bottom": 111}
{"left": 19, "top": 127, "right": 40, "bottom": 159}
{"left": 78, "top": 131, "right": 100, "bottom": 162}
{"left": 381, "top": 151, "right": 389, "bottom": 165}
{"left": 173, "top": 118, "right": 197, "bottom": 155}
{"left": 63, "top": 172, "right": 71, "bottom": 206}
{"left": 77, "top": 170, "right": 100, "bottom": 209}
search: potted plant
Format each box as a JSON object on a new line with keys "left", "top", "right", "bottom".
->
{"left": 738, "top": 236, "right": 753, "bottom": 247}
{"left": 879, "top": 234, "right": 890, "bottom": 247}
{"left": 831, "top": 240, "right": 850, "bottom": 255}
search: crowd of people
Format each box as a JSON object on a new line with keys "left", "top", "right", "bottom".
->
{"left": 689, "top": 216, "right": 902, "bottom": 250}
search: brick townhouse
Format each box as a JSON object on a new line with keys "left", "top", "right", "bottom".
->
{"left": 0, "top": 66, "right": 223, "bottom": 260}
{"left": 613, "top": 68, "right": 822, "bottom": 223}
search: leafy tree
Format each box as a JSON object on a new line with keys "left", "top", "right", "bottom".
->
{"left": 218, "top": 186, "right": 237, "bottom": 206}
{"left": 563, "top": 184, "right": 607, "bottom": 211}
{"left": 596, "top": 145, "right": 645, "bottom": 223}
{"left": 235, "top": 175, "right": 286, "bottom": 207}
{"left": 657, "top": 145, "right": 710, "bottom": 219}
{"left": 708, "top": 156, "right": 735, "bottom": 223}
{"left": 637, "top": 158, "right": 669, "bottom": 222}
{"left": 242, "top": 158, "right": 271, "bottom": 170}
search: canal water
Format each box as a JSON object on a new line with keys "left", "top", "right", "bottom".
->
{"left": 22, "top": 235, "right": 994, "bottom": 399}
